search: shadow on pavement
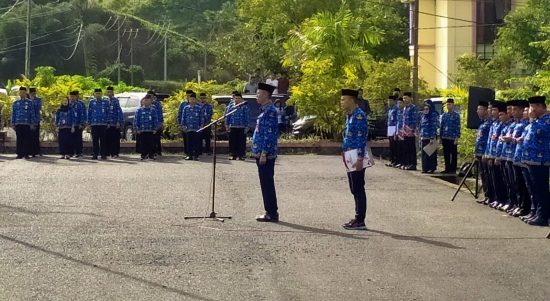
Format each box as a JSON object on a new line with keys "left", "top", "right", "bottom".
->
{"left": 367, "top": 229, "right": 465, "bottom": 249}
{"left": 0, "top": 203, "right": 103, "bottom": 218}
{"left": 276, "top": 221, "right": 369, "bottom": 241}
{"left": 0, "top": 233, "right": 218, "bottom": 301}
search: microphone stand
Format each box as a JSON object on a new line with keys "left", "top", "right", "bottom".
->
{"left": 184, "top": 101, "right": 247, "bottom": 222}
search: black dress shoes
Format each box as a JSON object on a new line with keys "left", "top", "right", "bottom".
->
{"left": 255, "top": 213, "right": 279, "bottom": 223}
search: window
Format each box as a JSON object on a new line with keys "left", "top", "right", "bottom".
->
{"left": 476, "top": 0, "right": 512, "bottom": 59}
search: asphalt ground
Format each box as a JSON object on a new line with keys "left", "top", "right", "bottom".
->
{"left": 0, "top": 154, "right": 548, "bottom": 301}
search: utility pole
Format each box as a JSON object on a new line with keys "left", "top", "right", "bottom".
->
{"left": 412, "top": 0, "right": 420, "bottom": 103}
{"left": 117, "top": 23, "right": 122, "bottom": 84}
{"left": 24, "top": 0, "right": 31, "bottom": 77}
{"left": 129, "top": 29, "right": 137, "bottom": 85}
{"left": 163, "top": 32, "right": 167, "bottom": 81}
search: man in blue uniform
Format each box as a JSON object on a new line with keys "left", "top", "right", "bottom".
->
{"left": 69, "top": 91, "right": 87, "bottom": 157}
{"left": 394, "top": 97, "right": 405, "bottom": 168}
{"left": 509, "top": 100, "right": 531, "bottom": 217}
{"left": 199, "top": 92, "right": 214, "bottom": 155}
{"left": 28, "top": 87, "right": 42, "bottom": 157}
{"left": 520, "top": 96, "right": 549, "bottom": 226}
{"left": 401, "top": 92, "right": 417, "bottom": 170}
{"left": 439, "top": 98, "right": 461, "bottom": 173}
{"left": 385, "top": 95, "right": 398, "bottom": 167}
{"left": 485, "top": 101, "right": 507, "bottom": 208}
{"left": 178, "top": 90, "right": 193, "bottom": 156}
{"left": 88, "top": 88, "right": 110, "bottom": 160}
{"left": 180, "top": 92, "right": 203, "bottom": 161}
{"left": 475, "top": 101, "right": 494, "bottom": 205}
{"left": 148, "top": 90, "right": 164, "bottom": 157}
{"left": 341, "top": 89, "right": 368, "bottom": 230}
{"left": 253, "top": 83, "right": 279, "bottom": 222}
{"left": 226, "top": 92, "right": 250, "bottom": 160}
{"left": 105, "top": 86, "right": 123, "bottom": 158}
{"left": 11, "top": 87, "right": 36, "bottom": 159}
{"left": 134, "top": 95, "right": 160, "bottom": 160}
{"left": 493, "top": 101, "right": 514, "bottom": 210}
{"left": 420, "top": 99, "right": 439, "bottom": 173}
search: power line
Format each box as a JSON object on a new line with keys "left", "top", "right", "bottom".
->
{"left": 1, "top": 22, "right": 80, "bottom": 52}
{"left": 62, "top": 23, "right": 84, "bottom": 61}
{"left": 0, "top": 36, "right": 74, "bottom": 54}
{"left": 0, "top": 6, "right": 72, "bottom": 24}
{"left": 0, "top": 0, "right": 23, "bottom": 17}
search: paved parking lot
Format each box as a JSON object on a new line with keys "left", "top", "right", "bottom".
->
{"left": 0, "top": 154, "right": 548, "bottom": 300}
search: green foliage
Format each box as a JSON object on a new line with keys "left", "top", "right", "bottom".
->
{"left": 453, "top": 53, "right": 512, "bottom": 90}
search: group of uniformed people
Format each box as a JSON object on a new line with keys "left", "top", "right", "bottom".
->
{"left": 386, "top": 91, "right": 461, "bottom": 174}
{"left": 475, "top": 97, "right": 550, "bottom": 227}
{"left": 10, "top": 87, "right": 42, "bottom": 159}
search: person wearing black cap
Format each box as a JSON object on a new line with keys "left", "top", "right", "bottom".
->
{"left": 11, "top": 87, "right": 36, "bottom": 159}
{"left": 253, "top": 83, "right": 280, "bottom": 222}
{"left": 341, "top": 88, "right": 369, "bottom": 230}
{"left": 225, "top": 92, "right": 250, "bottom": 160}
{"left": 474, "top": 100, "right": 494, "bottom": 205}
{"left": 55, "top": 96, "right": 76, "bottom": 160}
{"left": 105, "top": 86, "right": 123, "bottom": 158}
{"left": 385, "top": 95, "right": 398, "bottom": 167}
{"left": 148, "top": 90, "right": 164, "bottom": 157}
{"left": 178, "top": 90, "right": 193, "bottom": 156}
{"left": 393, "top": 88, "right": 401, "bottom": 99}
{"left": 180, "top": 92, "right": 203, "bottom": 160}
{"left": 69, "top": 91, "right": 87, "bottom": 157}
{"left": 439, "top": 98, "right": 461, "bottom": 173}
{"left": 88, "top": 88, "right": 110, "bottom": 160}
{"left": 199, "top": 92, "right": 213, "bottom": 155}
{"left": 518, "top": 96, "right": 549, "bottom": 226}
{"left": 28, "top": 87, "right": 42, "bottom": 157}
{"left": 492, "top": 100, "right": 514, "bottom": 210}
{"left": 401, "top": 92, "right": 417, "bottom": 170}
{"left": 394, "top": 97, "right": 405, "bottom": 168}
{"left": 485, "top": 101, "right": 508, "bottom": 208}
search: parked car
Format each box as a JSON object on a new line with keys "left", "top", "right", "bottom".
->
{"left": 212, "top": 93, "right": 290, "bottom": 140}
{"left": 292, "top": 113, "right": 388, "bottom": 140}
{"left": 118, "top": 92, "right": 169, "bottom": 141}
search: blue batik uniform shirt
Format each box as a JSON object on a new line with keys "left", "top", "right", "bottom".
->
{"left": 69, "top": 100, "right": 87, "bottom": 127}
{"left": 55, "top": 108, "right": 75, "bottom": 129}
{"left": 88, "top": 97, "right": 110, "bottom": 126}
{"left": 12, "top": 97, "right": 37, "bottom": 125}
{"left": 342, "top": 107, "right": 368, "bottom": 157}
{"left": 134, "top": 107, "right": 159, "bottom": 132}
{"left": 177, "top": 100, "right": 189, "bottom": 126}
{"left": 252, "top": 102, "right": 279, "bottom": 158}
{"left": 440, "top": 111, "right": 461, "bottom": 140}
{"left": 152, "top": 99, "right": 164, "bottom": 124}
{"left": 200, "top": 102, "right": 213, "bottom": 126}
{"left": 513, "top": 119, "right": 529, "bottom": 165}
{"left": 32, "top": 96, "right": 42, "bottom": 125}
{"left": 106, "top": 97, "right": 123, "bottom": 127}
{"left": 181, "top": 104, "right": 203, "bottom": 131}
{"left": 495, "top": 120, "right": 512, "bottom": 160}
{"left": 475, "top": 118, "right": 492, "bottom": 157}
{"left": 227, "top": 102, "right": 250, "bottom": 128}
{"left": 402, "top": 104, "right": 417, "bottom": 136}
{"left": 522, "top": 113, "right": 550, "bottom": 166}
{"left": 420, "top": 110, "right": 439, "bottom": 139}
{"left": 387, "top": 105, "right": 398, "bottom": 127}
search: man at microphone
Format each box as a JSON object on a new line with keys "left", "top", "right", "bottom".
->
{"left": 225, "top": 92, "right": 250, "bottom": 160}
{"left": 253, "top": 83, "right": 280, "bottom": 222}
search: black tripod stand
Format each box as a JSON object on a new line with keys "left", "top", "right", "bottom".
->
{"left": 184, "top": 102, "right": 247, "bottom": 222}
{"left": 450, "top": 158, "right": 481, "bottom": 202}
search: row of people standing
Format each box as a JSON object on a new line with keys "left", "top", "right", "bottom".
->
{"left": 475, "top": 97, "right": 550, "bottom": 227}
{"left": 177, "top": 90, "right": 214, "bottom": 161}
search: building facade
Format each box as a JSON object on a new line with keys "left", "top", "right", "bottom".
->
{"left": 415, "top": 0, "right": 523, "bottom": 89}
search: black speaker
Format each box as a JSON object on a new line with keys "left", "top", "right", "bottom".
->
{"left": 467, "top": 86, "right": 495, "bottom": 129}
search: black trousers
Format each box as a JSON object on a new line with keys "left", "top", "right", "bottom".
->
{"left": 58, "top": 128, "right": 72, "bottom": 155}
{"left": 395, "top": 138, "right": 405, "bottom": 165}
{"left": 138, "top": 132, "right": 155, "bottom": 158}
{"left": 503, "top": 161, "right": 518, "bottom": 206}
{"left": 478, "top": 157, "right": 494, "bottom": 201}
{"left": 15, "top": 125, "right": 31, "bottom": 157}
{"left": 183, "top": 130, "right": 189, "bottom": 156}
{"left": 441, "top": 138, "right": 458, "bottom": 172}
{"left": 388, "top": 136, "right": 397, "bottom": 164}
{"left": 91, "top": 125, "right": 107, "bottom": 157}
{"left": 257, "top": 158, "right": 278, "bottom": 217}
{"left": 31, "top": 124, "right": 41, "bottom": 155}
{"left": 526, "top": 165, "right": 550, "bottom": 221}
{"left": 421, "top": 139, "right": 437, "bottom": 172}
{"left": 154, "top": 128, "right": 163, "bottom": 155}
{"left": 490, "top": 160, "right": 508, "bottom": 203}
{"left": 72, "top": 127, "right": 83, "bottom": 155}
{"left": 105, "top": 127, "right": 121, "bottom": 156}
{"left": 404, "top": 136, "right": 416, "bottom": 167}
{"left": 513, "top": 164, "right": 530, "bottom": 212}
{"left": 185, "top": 131, "right": 201, "bottom": 158}
{"left": 347, "top": 168, "right": 367, "bottom": 223}
{"left": 229, "top": 127, "right": 246, "bottom": 158}
{"left": 200, "top": 126, "right": 212, "bottom": 154}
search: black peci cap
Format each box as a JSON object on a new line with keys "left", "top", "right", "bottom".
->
{"left": 341, "top": 89, "right": 359, "bottom": 98}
